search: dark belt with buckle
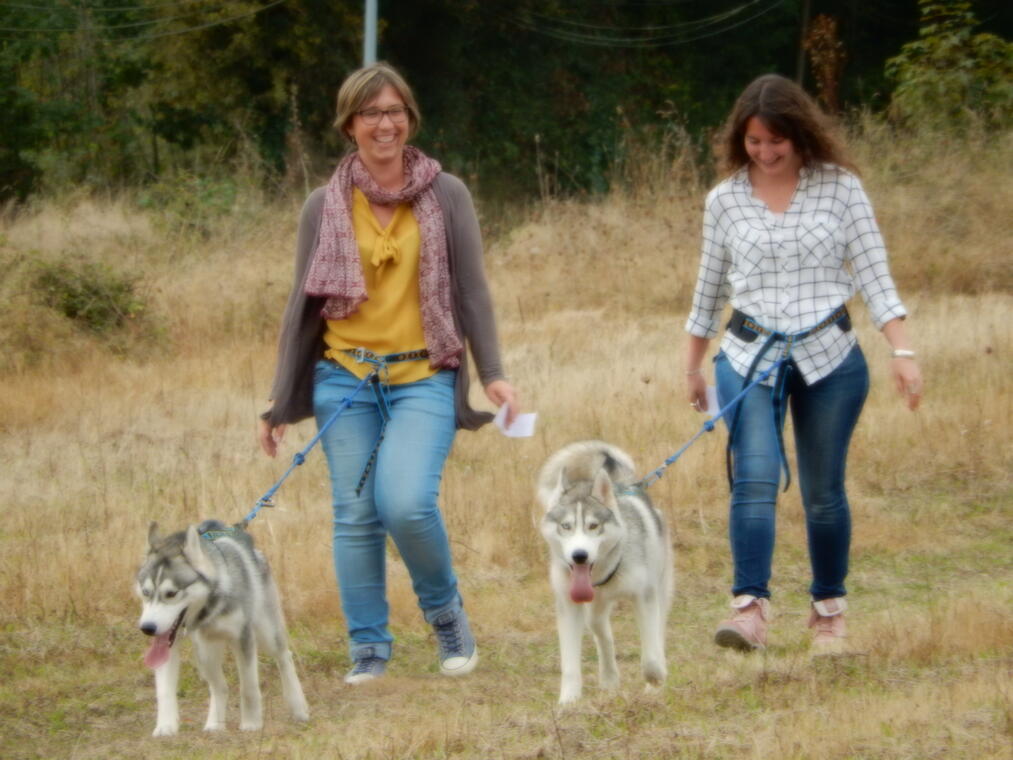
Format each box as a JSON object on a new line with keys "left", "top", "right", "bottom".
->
{"left": 722, "top": 304, "right": 851, "bottom": 492}
{"left": 338, "top": 348, "right": 430, "bottom": 496}
{"left": 727, "top": 305, "right": 851, "bottom": 344}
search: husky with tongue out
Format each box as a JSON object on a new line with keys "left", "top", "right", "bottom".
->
{"left": 537, "top": 441, "right": 674, "bottom": 704}
{"left": 135, "top": 520, "right": 309, "bottom": 736}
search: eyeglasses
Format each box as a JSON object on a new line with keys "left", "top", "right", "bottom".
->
{"left": 356, "top": 105, "right": 409, "bottom": 125}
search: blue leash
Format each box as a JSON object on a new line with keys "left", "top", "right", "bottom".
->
{"left": 641, "top": 305, "right": 851, "bottom": 490}
{"left": 243, "top": 371, "right": 374, "bottom": 525}
{"left": 639, "top": 355, "right": 788, "bottom": 489}
{"left": 242, "top": 348, "right": 430, "bottom": 525}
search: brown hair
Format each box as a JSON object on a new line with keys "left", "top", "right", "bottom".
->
{"left": 717, "top": 74, "right": 855, "bottom": 176}
{"left": 334, "top": 62, "right": 421, "bottom": 143}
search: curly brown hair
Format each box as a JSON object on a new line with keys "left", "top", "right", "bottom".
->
{"left": 716, "top": 74, "right": 855, "bottom": 176}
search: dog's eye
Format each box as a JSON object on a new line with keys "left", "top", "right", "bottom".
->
{"left": 587, "top": 522, "right": 599, "bottom": 531}
{"left": 141, "top": 588, "right": 151, "bottom": 598}
{"left": 560, "top": 522, "right": 573, "bottom": 531}
{"left": 163, "top": 590, "right": 178, "bottom": 600}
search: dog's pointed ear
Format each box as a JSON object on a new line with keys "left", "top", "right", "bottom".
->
{"left": 183, "top": 525, "right": 216, "bottom": 580}
{"left": 559, "top": 468, "right": 572, "bottom": 491}
{"left": 148, "top": 521, "right": 162, "bottom": 550}
{"left": 591, "top": 468, "right": 617, "bottom": 508}
{"left": 542, "top": 468, "right": 570, "bottom": 509}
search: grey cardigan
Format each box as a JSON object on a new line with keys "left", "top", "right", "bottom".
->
{"left": 264, "top": 172, "right": 505, "bottom": 431}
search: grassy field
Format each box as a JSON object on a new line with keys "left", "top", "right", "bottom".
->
{"left": 1, "top": 124, "right": 1010, "bottom": 759}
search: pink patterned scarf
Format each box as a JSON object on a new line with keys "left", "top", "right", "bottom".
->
{"left": 304, "top": 145, "right": 462, "bottom": 368}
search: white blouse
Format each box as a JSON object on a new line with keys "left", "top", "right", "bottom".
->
{"left": 685, "top": 164, "right": 907, "bottom": 385}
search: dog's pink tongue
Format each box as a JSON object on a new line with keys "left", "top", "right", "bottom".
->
{"left": 570, "top": 564, "right": 594, "bottom": 603}
{"left": 144, "top": 634, "right": 172, "bottom": 669}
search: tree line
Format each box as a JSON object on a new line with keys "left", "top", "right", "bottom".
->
{"left": 1, "top": 0, "right": 1010, "bottom": 202}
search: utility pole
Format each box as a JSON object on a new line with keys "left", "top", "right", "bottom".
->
{"left": 795, "top": 0, "right": 811, "bottom": 84}
{"left": 363, "top": 0, "right": 377, "bottom": 65}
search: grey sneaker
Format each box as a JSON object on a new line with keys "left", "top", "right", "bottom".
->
{"left": 431, "top": 608, "right": 478, "bottom": 676}
{"left": 344, "top": 647, "right": 387, "bottom": 684}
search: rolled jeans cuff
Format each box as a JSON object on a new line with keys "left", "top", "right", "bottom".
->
{"left": 350, "top": 641, "right": 392, "bottom": 662}
{"left": 423, "top": 594, "right": 463, "bottom": 625}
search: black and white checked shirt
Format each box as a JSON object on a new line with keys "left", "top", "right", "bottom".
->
{"left": 685, "top": 164, "right": 907, "bottom": 385}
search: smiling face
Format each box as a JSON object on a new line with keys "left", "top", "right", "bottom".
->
{"left": 346, "top": 84, "right": 408, "bottom": 172}
{"left": 743, "top": 116, "right": 801, "bottom": 181}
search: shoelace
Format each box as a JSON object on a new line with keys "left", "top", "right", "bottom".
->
{"left": 812, "top": 616, "right": 838, "bottom": 635}
{"left": 732, "top": 605, "right": 764, "bottom": 624}
{"left": 350, "top": 656, "right": 385, "bottom": 675}
{"left": 434, "top": 619, "right": 463, "bottom": 655}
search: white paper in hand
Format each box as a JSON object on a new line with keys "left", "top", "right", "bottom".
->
{"left": 706, "top": 385, "right": 720, "bottom": 416}
{"left": 493, "top": 405, "right": 537, "bottom": 438}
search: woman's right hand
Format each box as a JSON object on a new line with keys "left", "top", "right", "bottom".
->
{"left": 686, "top": 371, "right": 708, "bottom": 413}
{"left": 258, "top": 417, "right": 287, "bottom": 458}
{"left": 484, "top": 378, "right": 519, "bottom": 427}
{"left": 684, "top": 335, "right": 711, "bottom": 413}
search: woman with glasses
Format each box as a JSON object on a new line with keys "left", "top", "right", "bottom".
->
{"left": 258, "top": 62, "right": 518, "bottom": 683}
{"left": 683, "top": 74, "right": 923, "bottom": 655}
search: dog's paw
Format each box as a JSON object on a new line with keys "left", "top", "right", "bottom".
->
{"left": 598, "top": 671, "right": 620, "bottom": 691}
{"left": 642, "top": 661, "right": 666, "bottom": 686}
{"left": 558, "top": 689, "right": 582, "bottom": 705}
{"left": 239, "top": 720, "right": 263, "bottom": 731}
{"left": 287, "top": 693, "right": 310, "bottom": 722}
{"left": 152, "top": 723, "right": 179, "bottom": 737}
{"left": 203, "top": 721, "right": 226, "bottom": 732}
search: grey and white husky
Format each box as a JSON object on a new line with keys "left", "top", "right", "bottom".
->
{"left": 537, "top": 441, "right": 674, "bottom": 704}
{"left": 136, "top": 520, "right": 309, "bottom": 736}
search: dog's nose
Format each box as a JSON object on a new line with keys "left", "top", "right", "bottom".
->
{"left": 571, "top": 549, "right": 589, "bottom": 565}
{"left": 140, "top": 622, "right": 157, "bottom": 636}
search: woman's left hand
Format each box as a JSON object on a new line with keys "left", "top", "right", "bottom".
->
{"left": 891, "top": 358, "right": 923, "bottom": 411}
{"left": 484, "top": 379, "right": 519, "bottom": 426}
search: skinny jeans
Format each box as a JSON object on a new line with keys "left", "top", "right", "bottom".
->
{"left": 313, "top": 360, "right": 461, "bottom": 661}
{"left": 714, "top": 344, "right": 869, "bottom": 601}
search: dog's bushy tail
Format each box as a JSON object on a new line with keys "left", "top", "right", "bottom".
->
{"left": 536, "top": 440, "right": 636, "bottom": 509}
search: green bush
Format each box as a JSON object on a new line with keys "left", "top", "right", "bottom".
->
{"left": 33, "top": 260, "right": 144, "bottom": 335}
{"left": 886, "top": 0, "right": 1013, "bottom": 128}
{"left": 136, "top": 172, "right": 238, "bottom": 238}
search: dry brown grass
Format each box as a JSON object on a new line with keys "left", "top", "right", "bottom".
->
{"left": 1, "top": 124, "right": 1010, "bottom": 759}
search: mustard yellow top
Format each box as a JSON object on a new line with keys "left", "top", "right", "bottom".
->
{"left": 323, "top": 188, "right": 437, "bottom": 384}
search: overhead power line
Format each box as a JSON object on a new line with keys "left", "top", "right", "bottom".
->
{"left": 522, "top": 0, "right": 769, "bottom": 34}
{"left": 504, "top": 0, "right": 788, "bottom": 49}
{"left": 132, "top": 0, "right": 285, "bottom": 38}
{"left": 1, "top": 0, "right": 217, "bottom": 11}
{"left": 2, "top": 4, "right": 233, "bottom": 32}
{"left": 0, "top": 0, "right": 285, "bottom": 37}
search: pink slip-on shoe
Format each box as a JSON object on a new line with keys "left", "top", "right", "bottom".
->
{"left": 714, "top": 595, "right": 770, "bottom": 651}
{"left": 808, "top": 597, "right": 848, "bottom": 656}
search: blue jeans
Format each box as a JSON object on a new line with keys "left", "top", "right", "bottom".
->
{"left": 313, "top": 360, "right": 461, "bottom": 661}
{"left": 714, "top": 345, "right": 869, "bottom": 601}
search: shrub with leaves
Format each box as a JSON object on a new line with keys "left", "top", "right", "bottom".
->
{"left": 136, "top": 172, "right": 238, "bottom": 238}
{"left": 34, "top": 260, "right": 144, "bottom": 335}
{"left": 886, "top": 0, "right": 1013, "bottom": 128}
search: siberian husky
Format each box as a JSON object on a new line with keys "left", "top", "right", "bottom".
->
{"left": 136, "top": 520, "right": 309, "bottom": 736}
{"left": 537, "top": 441, "right": 674, "bottom": 704}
